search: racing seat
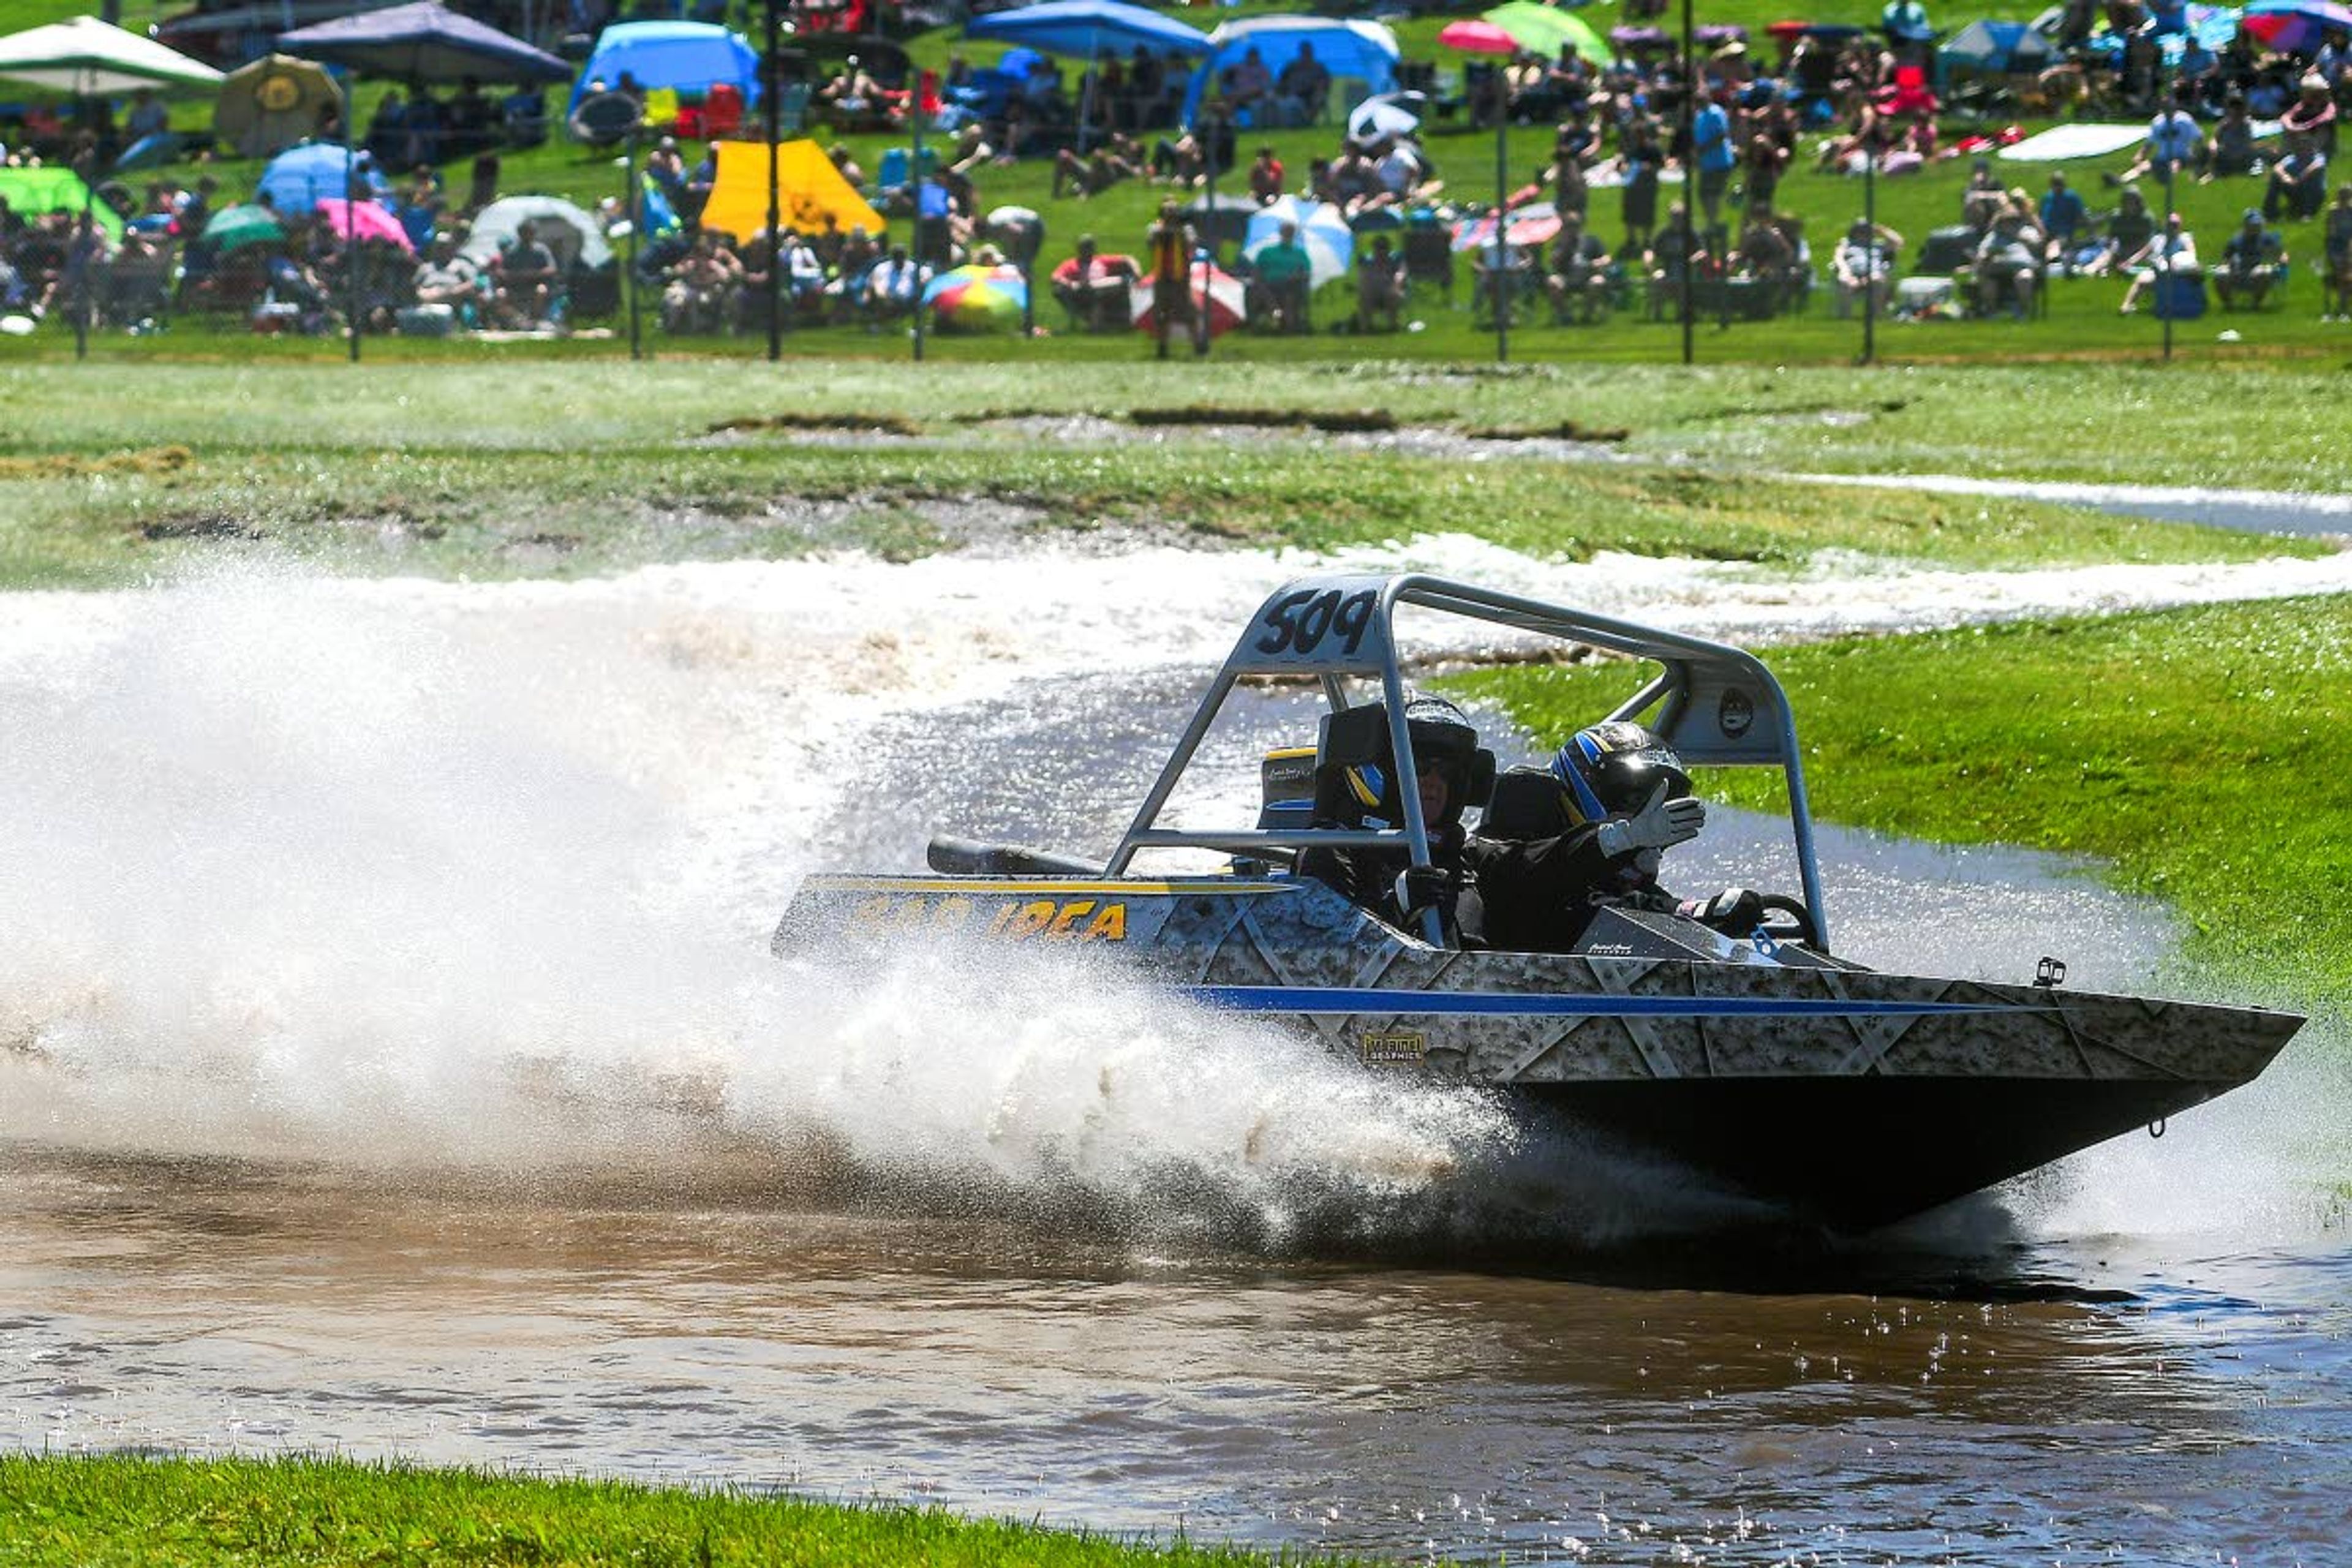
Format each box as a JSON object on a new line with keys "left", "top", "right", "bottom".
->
{"left": 1472, "top": 766, "right": 1572, "bottom": 842}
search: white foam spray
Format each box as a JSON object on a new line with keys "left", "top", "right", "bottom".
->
{"left": 2, "top": 539, "right": 2342, "bottom": 1252}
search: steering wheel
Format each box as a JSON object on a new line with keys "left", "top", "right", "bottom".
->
{"left": 1753, "top": 893, "right": 1820, "bottom": 948}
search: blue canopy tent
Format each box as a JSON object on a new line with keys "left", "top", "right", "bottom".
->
{"left": 277, "top": 1, "right": 569, "bottom": 84}
{"left": 962, "top": 0, "right": 1211, "bottom": 61}
{"left": 567, "top": 20, "right": 761, "bottom": 120}
{"left": 1180, "top": 17, "right": 1401, "bottom": 129}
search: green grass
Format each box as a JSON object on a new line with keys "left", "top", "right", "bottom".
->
{"left": 1451, "top": 595, "right": 2352, "bottom": 997}
{"left": 4, "top": 0, "right": 2342, "bottom": 367}
{"left": 0, "top": 1452, "right": 1353, "bottom": 1567}
{"left": 0, "top": 360, "right": 2327, "bottom": 586}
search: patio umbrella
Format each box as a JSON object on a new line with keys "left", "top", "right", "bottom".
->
{"left": 258, "top": 143, "right": 392, "bottom": 211}
{"left": 2245, "top": 0, "right": 2352, "bottom": 23}
{"left": 0, "top": 15, "right": 223, "bottom": 94}
{"left": 318, "top": 197, "right": 415, "bottom": 254}
{"left": 216, "top": 54, "right": 341, "bottom": 160}
{"left": 1479, "top": 2, "right": 1610, "bottom": 65}
{"left": 277, "top": 0, "right": 569, "bottom": 85}
{"left": 921, "top": 262, "right": 1028, "bottom": 331}
{"left": 1438, "top": 19, "right": 1520, "bottom": 55}
{"left": 963, "top": 0, "right": 1212, "bottom": 59}
{"left": 1243, "top": 195, "right": 1352, "bottom": 289}
{"left": 1451, "top": 202, "right": 1562, "bottom": 252}
{"left": 201, "top": 202, "right": 285, "bottom": 253}
{"left": 1131, "top": 265, "right": 1247, "bottom": 337}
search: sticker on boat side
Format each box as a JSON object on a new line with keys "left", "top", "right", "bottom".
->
{"left": 1252, "top": 588, "right": 1379, "bottom": 661}
{"left": 846, "top": 894, "right": 1128, "bottom": 942}
{"left": 1358, "top": 1030, "right": 1427, "bottom": 1065}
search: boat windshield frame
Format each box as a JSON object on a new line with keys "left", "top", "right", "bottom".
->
{"left": 1104, "top": 572, "right": 1830, "bottom": 948}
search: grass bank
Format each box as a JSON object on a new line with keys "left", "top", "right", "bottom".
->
{"left": 1452, "top": 595, "right": 2352, "bottom": 998}
{"left": 0, "top": 361, "right": 2333, "bottom": 587}
{"left": 0, "top": 1453, "right": 1345, "bottom": 1568}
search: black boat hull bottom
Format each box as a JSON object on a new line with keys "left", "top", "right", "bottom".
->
{"left": 1519, "top": 1076, "right": 2231, "bottom": 1233}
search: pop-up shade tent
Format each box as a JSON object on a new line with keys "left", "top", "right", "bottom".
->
{"left": 0, "top": 14, "right": 224, "bottom": 93}
{"left": 277, "top": 1, "right": 568, "bottom": 85}
{"left": 567, "top": 20, "right": 760, "bottom": 121}
{"left": 1179, "top": 16, "right": 1400, "bottom": 127}
{"left": 0, "top": 165, "right": 124, "bottom": 237}
{"left": 698, "top": 140, "right": 886, "bottom": 245}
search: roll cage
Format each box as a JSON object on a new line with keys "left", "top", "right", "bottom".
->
{"left": 1105, "top": 573, "right": 1830, "bottom": 949}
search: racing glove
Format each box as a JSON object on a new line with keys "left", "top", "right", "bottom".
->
{"left": 1678, "top": 887, "right": 1764, "bottom": 933}
{"left": 1594, "top": 782, "right": 1706, "bottom": 859}
{"left": 1393, "top": 862, "right": 1458, "bottom": 918}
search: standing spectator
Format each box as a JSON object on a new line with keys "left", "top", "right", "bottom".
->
{"left": 1738, "top": 131, "right": 1789, "bottom": 216}
{"left": 1145, "top": 198, "right": 1196, "bottom": 336}
{"left": 1689, "top": 91, "right": 1736, "bottom": 229}
{"left": 1355, "top": 232, "right": 1404, "bottom": 331}
{"left": 1619, "top": 115, "right": 1662, "bottom": 255}
{"left": 2323, "top": 183, "right": 2352, "bottom": 319}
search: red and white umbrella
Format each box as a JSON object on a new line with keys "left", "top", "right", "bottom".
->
{"left": 1451, "top": 202, "right": 1563, "bottom": 254}
{"left": 1131, "top": 264, "right": 1248, "bottom": 339}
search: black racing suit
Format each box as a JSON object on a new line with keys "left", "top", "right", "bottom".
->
{"left": 1297, "top": 821, "right": 1483, "bottom": 948}
{"left": 1464, "top": 827, "right": 1679, "bottom": 954}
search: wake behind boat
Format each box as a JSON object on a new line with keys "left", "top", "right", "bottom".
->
{"left": 776, "top": 574, "right": 2299, "bottom": 1231}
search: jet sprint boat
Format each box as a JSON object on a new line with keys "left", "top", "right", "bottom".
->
{"left": 775, "top": 574, "right": 2300, "bottom": 1230}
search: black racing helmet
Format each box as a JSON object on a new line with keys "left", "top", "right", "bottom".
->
{"left": 1318, "top": 693, "right": 1495, "bottom": 828}
{"left": 1550, "top": 720, "right": 1691, "bottom": 827}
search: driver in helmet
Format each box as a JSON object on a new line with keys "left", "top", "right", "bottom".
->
{"left": 1471, "top": 719, "right": 1765, "bottom": 953}
{"left": 1295, "top": 693, "right": 1488, "bottom": 944}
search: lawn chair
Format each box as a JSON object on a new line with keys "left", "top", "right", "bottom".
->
{"left": 1401, "top": 219, "right": 1453, "bottom": 306}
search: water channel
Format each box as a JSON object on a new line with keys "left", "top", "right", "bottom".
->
{"left": 2, "top": 548, "right": 2346, "bottom": 1564}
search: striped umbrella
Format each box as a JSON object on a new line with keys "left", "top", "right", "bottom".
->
{"left": 1451, "top": 202, "right": 1563, "bottom": 254}
{"left": 1130, "top": 264, "right": 1248, "bottom": 338}
{"left": 1243, "top": 196, "right": 1353, "bottom": 291}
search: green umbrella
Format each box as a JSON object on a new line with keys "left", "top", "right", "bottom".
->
{"left": 202, "top": 202, "right": 285, "bottom": 254}
{"left": 0, "top": 165, "right": 123, "bottom": 239}
{"left": 1482, "top": 1, "right": 1610, "bottom": 64}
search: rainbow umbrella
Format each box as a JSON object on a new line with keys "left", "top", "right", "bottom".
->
{"left": 317, "top": 197, "right": 415, "bottom": 254}
{"left": 1129, "top": 263, "right": 1248, "bottom": 338}
{"left": 1451, "top": 202, "right": 1564, "bottom": 253}
{"left": 1477, "top": 2, "right": 1610, "bottom": 64}
{"left": 921, "top": 262, "right": 1028, "bottom": 331}
{"left": 200, "top": 202, "right": 284, "bottom": 254}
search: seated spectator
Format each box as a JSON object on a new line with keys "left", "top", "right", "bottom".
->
{"left": 1543, "top": 211, "right": 1613, "bottom": 323}
{"left": 1053, "top": 234, "right": 1137, "bottom": 330}
{"left": 2038, "top": 172, "right": 2087, "bottom": 268}
{"left": 411, "top": 232, "right": 481, "bottom": 315}
{"left": 2080, "top": 183, "right": 2156, "bottom": 275}
{"left": 1224, "top": 47, "right": 1273, "bottom": 117}
{"left": 1972, "top": 205, "right": 2044, "bottom": 318}
{"left": 1470, "top": 236, "right": 1531, "bottom": 323}
{"left": 2119, "top": 211, "right": 2199, "bottom": 312}
{"left": 491, "top": 217, "right": 562, "bottom": 327}
{"left": 2198, "top": 96, "right": 2261, "bottom": 182}
{"left": 2117, "top": 91, "right": 2201, "bottom": 187}
{"left": 101, "top": 227, "right": 170, "bottom": 325}
{"left": 1960, "top": 157, "right": 2005, "bottom": 228}
{"left": 829, "top": 143, "right": 867, "bottom": 190}
{"left": 2267, "top": 134, "right": 2330, "bottom": 223}
{"left": 1150, "top": 130, "right": 1209, "bottom": 189}
{"left": 1738, "top": 132, "right": 1789, "bottom": 216}
{"left": 2213, "top": 209, "right": 2286, "bottom": 307}
{"left": 1832, "top": 217, "right": 1902, "bottom": 316}
{"left": 660, "top": 228, "right": 742, "bottom": 333}
{"left": 1250, "top": 219, "right": 1314, "bottom": 331}
{"left": 1055, "top": 133, "right": 1144, "bottom": 199}
{"left": 1355, "top": 232, "right": 1404, "bottom": 331}
{"left": 862, "top": 242, "right": 929, "bottom": 327}
{"left": 2324, "top": 183, "right": 2352, "bottom": 319}
{"left": 1248, "top": 145, "right": 1285, "bottom": 205}
{"left": 1732, "top": 212, "right": 1798, "bottom": 315}
{"left": 1645, "top": 202, "right": 1703, "bottom": 318}
{"left": 1275, "top": 42, "right": 1330, "bottom": 127}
